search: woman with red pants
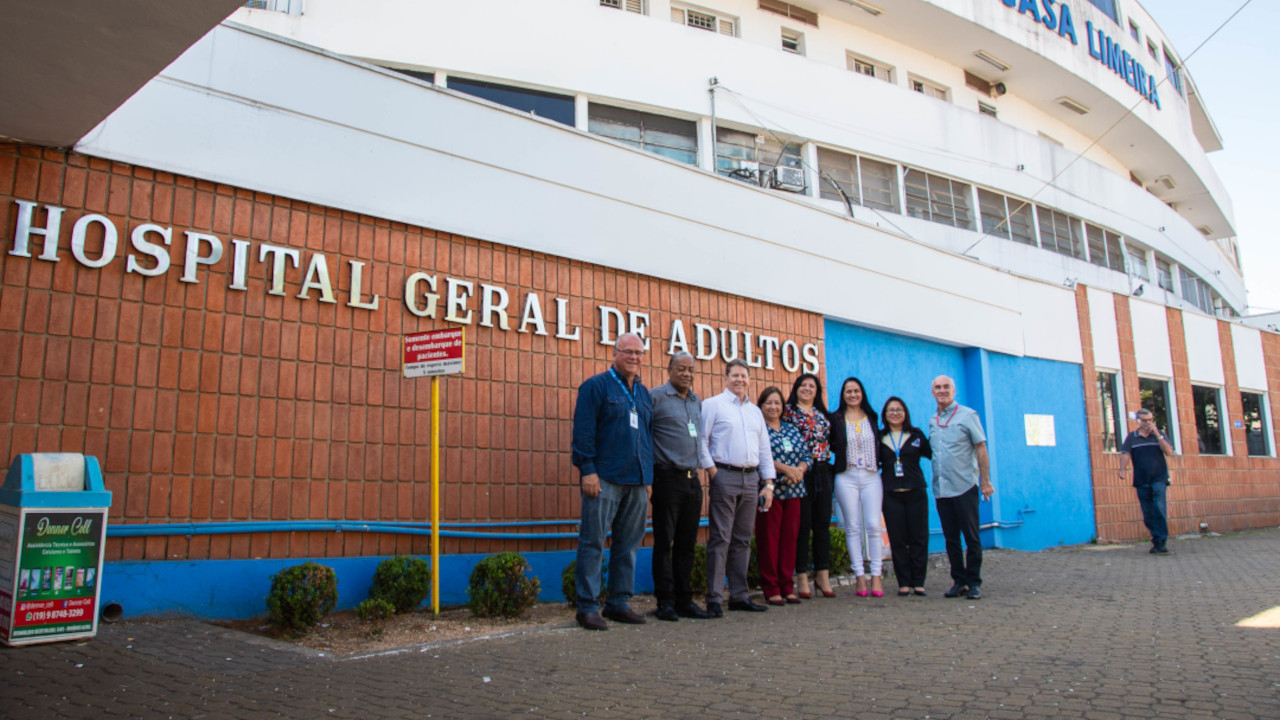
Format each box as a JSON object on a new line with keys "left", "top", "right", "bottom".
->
{"left": 756, "top": 386, "right": 810, "bottom": 605}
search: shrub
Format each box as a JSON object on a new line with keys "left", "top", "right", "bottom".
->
{"left": 797, "top": 525, "right": 852, "bottom": 576}
{"left": 370, "top": 555, "right": 432, "bottom": 614}
{"left": 748, "top": 536, "right": 761, "bottom": 589}
{"left": 690, "top": 544, "right": 708, "bottom": 596}
{"left": 560, "top": 559, "right": 607, "bottom": 605}
{"left": 265, "top": 562, "right": 337, "bottom": 635}
{"left": 355, "top": 597, "right": 395, "bottom": 623}
{"left": 468, "top": 552, "right": 540, "bottom": 619}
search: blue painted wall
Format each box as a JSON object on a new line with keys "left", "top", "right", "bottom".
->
{"left": 102, "top": 548, "right": 655, "bottom": 620}
{"left": 822, "top": 320, "right": 1095, "bottom": 552}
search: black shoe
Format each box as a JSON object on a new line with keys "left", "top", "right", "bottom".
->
{"left": 913, "top": 588, "right": 928, "bottom": 597}
{"left": 602, "top": 606, "right": 647, "bottom": 624}
{"left": 966, "top": 586, "right": 983, "bottom": 600}
{"left": 705, "top": 602, "right": 724, "bottom": 618}
{"left": 576, "top": 611, "right": 609, "bottom": 631}
{"left": 674, "top": 601, "right": 710, "bottom": 619}
{"left": 1149, "top": 544, "right": 1159, "bottom": 554}
{"left": 654, "top": 604, "right": 679, "bottom": 622}
{"left": 944, "top": 584, "right": 969, "bottom": 598}
{"left": 728, "top": 599, "right": 768, "bottom": 612}
{"left": 1153, "top": 545, "right": 1171, "bottom": 555}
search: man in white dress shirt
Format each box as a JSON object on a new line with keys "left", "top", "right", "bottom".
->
{"left": 700, "top": 359, "right": 776, "bottom": 616}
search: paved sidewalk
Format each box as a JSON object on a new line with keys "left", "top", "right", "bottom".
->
{"left": 3, "top": 530, "right": 1279, "bottom": 719}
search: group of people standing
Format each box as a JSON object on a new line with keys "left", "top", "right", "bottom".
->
{"left": 570, "top": 333, "right": 993, "bottom": 631}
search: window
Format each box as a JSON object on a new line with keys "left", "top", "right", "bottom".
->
{"left": 601, "top": 0, "right": 646, "bottom": 13}
{"left": 715, "top": 128, "right": 801, "bottom": 185}
{"left": 977, "top": 189, "right": 1035, "bottom": 246}
{"left": 1098, "top": 371, "right": 1124, "bottom": 452}
{"left": 1164, "top": 48, "right": 1184, "bottom": 97}
{"left": 1147, "top": 39, "right": 1159, "bottom": 59}
{"left": 781, "top": 28, "right": 805, "bottom": 55}
{"left": 243, "top": 0, "right": 303, "bottom": 12}
{"left": 1086, "top": 223, "right": 1125, "bottom": 272}
{"left": 1241, "top": 392, "right": 1272, "bottom": 457}
{"left": 447, "top": 77, "right": 576, "bottom": 126}
{"left": 978, "top": 101, "right": 998, "bottom": 118}
{"left": 1085, "top": 0, "right": 1119, "bottom": 23}
{"left": 1191, "top": 385, "right": 1225, "bottom": 455}
{"left": 1129, "top": 20, "right": 1140, "bottom": 41}
{"left": 905, "top": 169, "right": 974, "bottom": 230}
{"left": 672, "top": 4, "right": 737, "bottom": 35}
{"left": 911, "top": 77, "right": 948, "bottom": 102}
{"left": 759, "top": 0, "right": 818, "bottom": 26}
{"left": 847, "top": 52, "right": 892, "bottom": 82}
{"left": 817, "top": 148, "right": 900, "bottom": 213}
{"left": 386, "top": 68, "right": 435, "bottom": 84}
{"left": 588, "top": 104, "right": 698, "bottom": 165}
{"left": 1036, "top": 206, "right": 1084, "bottom": 259}
{"left": 1139, "top": 377, "right": 1176, "bottom": 451}
{"left": 1180, "top": 271, "right": 1216, "bottom": 315}
{"left": 1156, "top": 256, "right": 1175, "bottom": 292}
{"left": 1126, "top": 245, "right": 1150, "bottom": 281}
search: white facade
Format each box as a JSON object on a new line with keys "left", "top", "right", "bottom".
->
{"left": 228, "top": 0, "right": 1244, "bottom": 316}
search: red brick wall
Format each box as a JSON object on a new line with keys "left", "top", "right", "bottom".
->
{"left": 1078, "top": 286, "right": 1280, "bottom": 542}
{"left": 0, "top": 144, "right": 824, "bottom": 562}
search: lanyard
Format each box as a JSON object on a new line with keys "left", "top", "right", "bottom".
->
{"left": 609, "top": 368, "right": 637, "bottom": 411}
{"left": 936, "top": 404, "right": 959, "bottom": 428}
{"left": 889, "top": 430, "right": 906, "bottom": 459}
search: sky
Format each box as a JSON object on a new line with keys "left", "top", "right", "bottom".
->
{"left": 1147, "top": 0, "right": 1279, "bottom": 313}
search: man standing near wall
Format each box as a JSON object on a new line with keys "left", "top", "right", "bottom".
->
{"left": 571, "top": 332, "right": 654, "bottom": 630}
{"left": 929, "top": 375, "right": 993, "bottom": 601}
{"left": 649, "top": 352, "right": 714, "bottom": 621}
{"left": 1119, "top": 409, "right": 1175, "bottom": 555}
{"left": 700, "top": 359, "right": 775, "bottom": 617}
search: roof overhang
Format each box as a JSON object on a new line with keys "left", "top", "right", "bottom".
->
{"left": 0, "top": 0, "right": 244, "bottom": 147}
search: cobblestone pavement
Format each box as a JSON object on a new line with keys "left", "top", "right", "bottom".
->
{"left": 3, "top": 529, "right": 1279, "bottom": 719}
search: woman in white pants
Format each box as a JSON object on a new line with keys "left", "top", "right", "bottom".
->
{"left": 829, "top": 377, "right": 884, "bottom": 597}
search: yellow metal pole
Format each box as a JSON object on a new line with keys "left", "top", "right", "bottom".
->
{"left": 431, "top": 374, "right": 440, "bottom": 617}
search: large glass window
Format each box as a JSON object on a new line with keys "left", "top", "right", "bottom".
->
{"left": 1037, "top": 206, "right": 1083, "bottom": 259}
{"left": 817, "top": 148, "right": 899, "bottom": 213}
{"left": 977, "top": 189, "right": 1035, "bottom": 246}
{"left": 1191, "top": 385, "right": 1225, "bottom": 455}
{"left": 448, "top": 78, "right": 575, "bottom": 126}
{"left": 1139, "top": 377, "right": 1176, "bottom": 451}
{"left": 1156, "top": 256, "right": 1175, "bottom": 292}
{"left": 905, "top": 169, "right": 973, "bottom": 229}
{"left": 1164, "top": 48, "right": 1185, "bottom": 97}
{"left": 1086, "top": 223, "right": 1125, "bottom": 272}
{"left": 716, "top": 128, "right": 801, "bottom": 186}
{"left": 1180, "top": 271, "right": 1216, "bottom": 315}
{"left": 588, "top": 104, "right": 697, "bottom": 165}
{"left": 1241, "top": 391, "right": 1272, "bottom": 457}
{"left": 1097, "top": 371, "right": 1123, "bottom": 452}
{"left": 1126, "top": 245, "right": 1150, "bottom": 281}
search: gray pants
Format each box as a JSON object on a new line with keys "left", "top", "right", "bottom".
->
{"left": 705, "top": 468, "right": 758, "bottom": 604}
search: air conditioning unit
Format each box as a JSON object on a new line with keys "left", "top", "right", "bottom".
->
{"left": 770, "top": 166, "right": 806, "bottom": 192}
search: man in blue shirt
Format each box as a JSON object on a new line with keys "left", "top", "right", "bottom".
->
{"left": 929, "top": 375, "right": 992, "bottom": 601}
{"left": 571, "top": 332, "right": 654, "bottom": 630}
{"left": 1119, "top": 408, "right": 1175, "bottom": 554}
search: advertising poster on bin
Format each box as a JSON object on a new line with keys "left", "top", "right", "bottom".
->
{"left": 1, "top": 509, "right": 106, "bottom": 643}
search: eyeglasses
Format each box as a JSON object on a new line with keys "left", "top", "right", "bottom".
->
{"left": 616, "top": 349, "right": 645, "bottom": 357}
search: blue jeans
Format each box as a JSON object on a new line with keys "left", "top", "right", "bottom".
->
{"left": 575, "top": 479, "right": 649, "bottom": 613}
{"left": 1135, "top": 480, "right": 1169, "bottom": 546}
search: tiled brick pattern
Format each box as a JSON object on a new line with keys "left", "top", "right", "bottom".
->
{"left": 0, "top": 144, "right": 824, "bottom": 562}
{"left": 1077, "top": 285, "right": 1280, "bottom": 542}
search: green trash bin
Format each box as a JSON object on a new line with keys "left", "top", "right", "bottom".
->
{"left": 0, "top": 453, "right": 113, "bottom": 646}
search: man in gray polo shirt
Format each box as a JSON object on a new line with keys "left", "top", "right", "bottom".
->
{"left": 649, "top": 352, "right": 714, "bottom": 621}
{"left": 929, "top": 375, "right": 993, "bottom": 600}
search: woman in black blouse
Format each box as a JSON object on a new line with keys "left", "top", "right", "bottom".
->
{"left": 878, "top": 396, "right": 932, "bottom": 596}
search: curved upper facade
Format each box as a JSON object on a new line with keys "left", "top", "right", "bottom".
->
{"left": 232, "top": 0, "right": 1245, "bottom": 316}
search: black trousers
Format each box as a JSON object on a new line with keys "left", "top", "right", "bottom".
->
{"left": 650, "top": 467, "right": 704, "bottom": 606}
{"left": 883, "top": 488, "right": 929, "bottom": 588}
{"left": 935, "top": 485, "right": 982, "bottom": 588}
{"left": 796, "top": 464, "right": 834, "bottom": 574}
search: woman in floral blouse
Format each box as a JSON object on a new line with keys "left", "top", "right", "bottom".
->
{"left": 757, "top": 386, "right": 809, "bottom": 605}
{"left": 785, "top": 373, "right": 835, "bottom": 598}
